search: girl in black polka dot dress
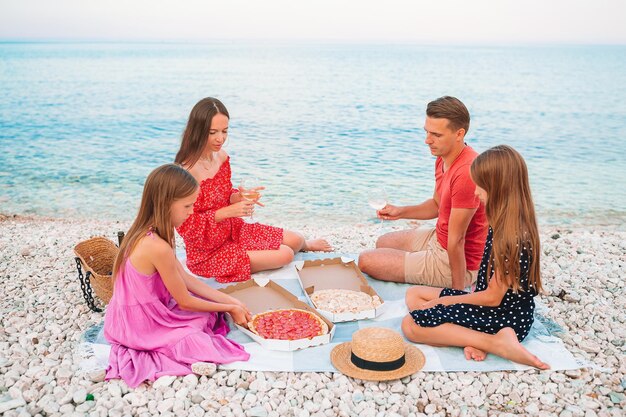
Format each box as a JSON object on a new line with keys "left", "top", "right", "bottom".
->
{"left": 401, "top": 145, "right": 549, "bottom": 370}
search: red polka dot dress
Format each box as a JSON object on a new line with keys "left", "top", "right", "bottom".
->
{"left": 177, "top": 157, "right": 283, "bottom": 283}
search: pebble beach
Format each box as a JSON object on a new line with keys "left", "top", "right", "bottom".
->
{"left": 0, "top": 214, "right": 624, "bottom": 416}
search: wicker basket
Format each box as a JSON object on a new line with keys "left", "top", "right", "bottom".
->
{"left": 74, "top": 237, "right": 119, "bottom": 310}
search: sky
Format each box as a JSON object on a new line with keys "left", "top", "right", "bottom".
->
{"left": 1, "top": 0, "right": 625, "bottom": 44}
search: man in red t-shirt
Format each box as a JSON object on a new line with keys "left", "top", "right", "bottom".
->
{"left": 359, "top": 96, "right": 488, "bottom": 290}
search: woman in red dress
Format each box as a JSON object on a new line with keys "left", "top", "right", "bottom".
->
{"left": 175, "top": 97, "right": 332, "bottom": 283}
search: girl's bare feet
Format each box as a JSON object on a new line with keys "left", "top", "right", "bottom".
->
{"left": 493, "top": 328, "right": 550, "bottom": 370}
{"left": 464, "top": 346, "right": 487, "bottom": 361}
{"left": 303, "top": 238, "right": 333, "bottom": 252}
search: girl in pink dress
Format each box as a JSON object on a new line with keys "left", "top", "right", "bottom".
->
{"left": 104, "top": 164, "right": 251, "bottom": 388}
{"left": 175, "top": 97, "right": 332, "bottom": 283}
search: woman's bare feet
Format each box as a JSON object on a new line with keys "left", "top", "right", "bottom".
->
{"left": 493, "top": 328, "right": 550, "bottom": 370}
{"left": 464, "top": 346, "right": 487, "bottom": 361}
{"left": 303, "top": 238, "right": 333, "bottom": 252}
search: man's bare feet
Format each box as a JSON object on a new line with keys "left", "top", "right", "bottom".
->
{"left": 303, "top": 238, "right": 333, "bottom": 252}
{"left": 493, "top": 328, "right": 550, "bottom": 370}
{"left": 464, "top": 346, "right": 487, "bottom": 361}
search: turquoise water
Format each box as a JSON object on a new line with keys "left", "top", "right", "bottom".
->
{"left": 1, "top": 42, "right": 625, "bottom": 226}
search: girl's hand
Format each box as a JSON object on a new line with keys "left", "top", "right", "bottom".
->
{"left": 229, "top": 297, "right": 248, "bottom": 310}
{"left": 417, "top": 299, "right": 439, "bottom": 310}
{"left": 378, "top": 204, "right": 402, "bottom": 220}
{"left": 417, "top": 296, "right": 452, "bottom": 310}
{"left": 228, "top": 305, "right": 252, "bottom": 326}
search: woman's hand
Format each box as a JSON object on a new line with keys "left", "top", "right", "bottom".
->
{"left": 214, "top": 199, "right": 256, "bottom": 222}
{"left": 229, "top": 200, "right": 256, "bottom": 218}
{"left": 237, "top": 186, "right": 265, "bottom": 207}
{"left": 228, "top": 304, "right": 252, "bottom": 326}
{"left": 231, "top": 187, "right": 265, "bottom": 206}
{"left": 378, "top": 204, "right": 403, "bottom": 220}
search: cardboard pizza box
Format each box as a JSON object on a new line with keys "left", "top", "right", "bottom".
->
{"left": 294, "top": 256, "right": 387, "bottom": 322}
{"left": 219, "top": 278, "right": 335, "bottom": 351}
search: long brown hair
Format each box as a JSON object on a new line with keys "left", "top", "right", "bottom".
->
{"left": 112, "top": 164, "right": 198, "bottom": 280}
{"left": 470, "top": 145, "right": 542, "bottom": 293}
{"left": 174, "top": 97, "right": 230, "bottom": 168}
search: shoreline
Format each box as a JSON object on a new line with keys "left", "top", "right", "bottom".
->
{"left": 0, "top": 215, "right": 624, "bottom": 415}
{"left": 2, "top": 210, "right": 626, "bottom": 233}
{"left": 3, "top": 208, "right": 626, "bottom": 231}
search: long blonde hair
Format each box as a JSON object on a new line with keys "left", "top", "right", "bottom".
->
{"left": 112, "top": 164, "right": 198, "bottom": 280}
{"left": 470, "top": 145, "right": 542, "bottom": 293}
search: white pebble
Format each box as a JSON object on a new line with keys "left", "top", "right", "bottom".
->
{"left": 352, "top": 390, "right": 364, "bottom": 403}
{"left": 72, "top": 388, "right": 87, "bottom": 404}
{"left": 248, "top": 406, "right": 269, "bottom": 417}
{"left": 272, "top": 380, "right": 287, "bottom": 389}
{"left": 75, "top": 400, "right": 94, "bottom": 413}
{"left": 174, "top": 388, "right": 189, "bottom": 400}
{"left": 107, "top": 383, "right": 122, "bottom": 398}
{"left": 0, "top": 397, "right": 27, "bottom": 414}
{"left": 182, "top": 374, "right": 199, "bottom": 388}
{"left": 153, "top": 375, "right": 177, "bottom": 389}
{"left": 227, "top": 370, "right": 241, "bottom": 387}
{"left": 390, "top": 382, "right": 404, "bottom": 393}
{"left": 407, "top": 383, "right": 420, "bottom": 399}
{"left": 157, "top": 398, "right": 175, "bottom": 413}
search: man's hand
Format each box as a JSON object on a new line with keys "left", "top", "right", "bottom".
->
{"left": 377, "top": 204, "right": 403, "bottom": 220}
{"left": 447, "top": 207, "right": 477, "bottom": 290}
{"left": 380, "top": 197, "right": 439, "bottom": 221}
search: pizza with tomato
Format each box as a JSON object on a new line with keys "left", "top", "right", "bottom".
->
{"left": 247, "top": 308, "right": 329, "bottom": 340}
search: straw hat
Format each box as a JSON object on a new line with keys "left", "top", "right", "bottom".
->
{"left": 331, "top": 327, "right": 425, "bottom": 381}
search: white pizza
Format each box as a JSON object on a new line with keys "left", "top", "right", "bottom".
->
{"left": 310, "top": 289, "right": 382, "bottom": 314}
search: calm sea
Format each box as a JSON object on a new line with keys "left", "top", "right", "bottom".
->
{"left": 1, "top": 42, "right": 625, "bottom": 227}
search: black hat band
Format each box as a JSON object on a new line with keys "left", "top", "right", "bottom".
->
{"left": 350, "top": 351, "right": 406, "bottom": 372}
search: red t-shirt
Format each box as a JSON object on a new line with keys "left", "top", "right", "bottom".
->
{"left": 435, "top": 145, "right": 488, "bottom": 271}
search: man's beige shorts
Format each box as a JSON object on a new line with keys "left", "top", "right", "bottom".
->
{"left": 404, "top": 228, "right": 477, "bottom": 287}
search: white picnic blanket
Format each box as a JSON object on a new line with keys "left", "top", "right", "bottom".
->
{"left": 79, "top": 252, "right": 587, "bottom": 374}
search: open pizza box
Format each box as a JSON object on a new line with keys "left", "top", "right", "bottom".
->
{"left": 219, "top": 278, "right": 335, "bottom": 351}
{"left": 294, "top": 256, "right": 387, "bottom": 322}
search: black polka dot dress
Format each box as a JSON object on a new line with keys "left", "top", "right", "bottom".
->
{"left": 410, "top": 227, "right": 537, "bottom": 342}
